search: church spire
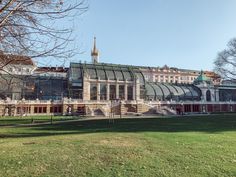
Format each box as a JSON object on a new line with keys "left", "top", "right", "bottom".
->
{"left": 91, "top": 37, "right": 99, "bottom": 63}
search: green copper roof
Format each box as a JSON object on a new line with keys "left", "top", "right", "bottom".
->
{"left": 194, "top": 70, "right": 211, "bottom": 84}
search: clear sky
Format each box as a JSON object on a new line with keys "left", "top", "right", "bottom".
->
{"left": 68, "top": 0, "right": 236, "bottom": 71}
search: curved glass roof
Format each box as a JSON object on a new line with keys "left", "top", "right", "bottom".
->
{"left": 69, "top": 63, "right": 142, "bottom": 82}
{"left": 121, "top": 67, "right": 133, "bottom": 81}
{"left": 96, "top": 65, "right": 107, "bottom": 80}
{"left": 163, "top": 83, "right": 178, "bottom": 96}
{"left": 145, "top": 82, "right": 201, "bottom": 101}
{"left": 172, "top": 85, "right": 185, "bottom": 98}
{"left": 156, "top": 83, "right": 170, "bottom": 99}
{"left": 146, "top": 83, "right": 156, "bottom": 99}
{"left": 149, "top": 82, "right": 164, "bottom": 100}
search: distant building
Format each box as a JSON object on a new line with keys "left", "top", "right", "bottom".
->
{"left": 140, "top": 65, "right": 221, "bottom": 85}
{"left": 0, "top": 39, "right": 235, "bottom": 116}
{"left": 0, "top": 51, "right": 36, "bottom": 75}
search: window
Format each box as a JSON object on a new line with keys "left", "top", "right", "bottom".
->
{"left": 119, "top": 85, "right": 125, "bottom": 99}
{"left": 100, "top": 84, "right": 107, "bottom": 100}
{"left": 127, "top": 85, "right": 133, "bottom": 100}
{"left": 90, "top": 83, "right": 97, "bottom": 100}
{"left": 34, "top": 106, "right": 47, "bottom": 113}
{"left": 50, "top": 106, "right": 62, "bottom": 113}
{"left": 109, "top": 85, "right": 116, "bottom": 100}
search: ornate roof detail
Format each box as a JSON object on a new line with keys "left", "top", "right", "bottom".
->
{"left": 91, "top": 37, "right": 99, "bottom": 57}
{"left": 194, "top": 70, "right": 212, "bottom": 85}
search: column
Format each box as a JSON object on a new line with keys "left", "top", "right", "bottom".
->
{"left": 133, "top": 85, "right": 135, "bottom": 100}
{"left": 106, "top": 83, "right": 110, "bottom": 100}
{"left": 116, "top": 83, "right": 119, "bottom": 99}
{"left": 124, "top": 84, "right": 128, "bottom": 100}
{"left": 215, "top": 89, "right": 219, "bottom": 102}
{"left": 30, "top": 105, "right": 34, "bottom": 115}
{"left": 73, "top": 104, "right": 77, "bottom": 114}
{"left": 97, "top": 82, "right": 100, "bottom": 101}
{"left": 46, "top": 103, "right": 51, "bottom": 114}
{"left": 83, "top": 77, "right": 90, "bottom": 101}
{"left": 135, "top": 78, "right": 140, "bottom": 100}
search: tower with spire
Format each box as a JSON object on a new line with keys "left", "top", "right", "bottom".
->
{"left": 91, "top": 37, "right": 99, "bottom": 64}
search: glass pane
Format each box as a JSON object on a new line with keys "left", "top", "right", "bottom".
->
{"left": 109, "top": 85, "right": 116, "bottom": 100}
{"left": 122, "top": 71, "right": 132, "bottom": 81}
{"left": 127, "top": 85, "right": 133, "bottom": 100}
{"left": 106, "top": 70, "right": 116, "bottom": 80}
{"left": 87, "top": 69, "right": 97, "bottom": 79}
{"left": 115, "top": 70, "right": 124, "bottom": 81}
{"left": 119, "top": 85, "right": 125, "bottom": 99}
{"left": 90, "top": 83, "right": 97, "bottom": 100}
{"left": 100, "top": 83, "right": 107, "bottom": 100}
{"left": 97, "top": 69, "right": 106, "bottom": 80}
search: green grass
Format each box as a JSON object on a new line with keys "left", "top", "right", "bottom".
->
{"left": 0, "top": 115, "right": 80, "bottom": 126}
{"left": 0, "top": 114, "right": 236, "bottom": 177}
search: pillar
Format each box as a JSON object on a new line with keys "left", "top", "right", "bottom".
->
{"left": 97, "top": 82, "right": 100, "bottom": 101}
{"left": 46, "top": 103, "right": 51, "bottom": 114}
{"left": 135, "top": 78, "right": 140, "bottom": 100}
{"left": 116, "top": 83, "right": 119, "bottom": 99}
{"left": 124, "top": 84, "right": 128, "bottom": 100}
{"left": 133, "top": 86, "right": 135, "bottom": 100}
{"left": 83, "top": 75, "right": 90, "bottom": 101}
{"left": 30, "top": 105, "right": 34, "bottom": 115}
{"left": 106, "top": 83, "right": 110, "bottom": 100}
{"left": 215, "top": 89, "right": 219, "bottom": 102}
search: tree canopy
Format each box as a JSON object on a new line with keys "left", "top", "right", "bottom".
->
{"left": 214, "top": 38, "right": 236, "bottom": 80}
{"left": 0, "top": 0, "right": 87, "bottom": 66}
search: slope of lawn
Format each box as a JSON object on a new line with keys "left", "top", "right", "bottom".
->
{"left": 0, "top": 114, "right": 235, "bottom": 177}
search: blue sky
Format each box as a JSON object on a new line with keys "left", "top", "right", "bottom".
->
{"left": 68, "top": 0, "right": 236, "bottom": 70}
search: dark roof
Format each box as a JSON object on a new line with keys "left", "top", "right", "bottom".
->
{"left": 0, "top": 53, "right": 34, "bottom": 66}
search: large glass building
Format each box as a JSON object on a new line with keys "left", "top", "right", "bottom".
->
{"left": 67, "top": 62, "right": 202, "bottom": 102}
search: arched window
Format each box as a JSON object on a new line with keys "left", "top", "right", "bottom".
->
{"left": 206, "top": 90, "right": 211, "bottom": 102}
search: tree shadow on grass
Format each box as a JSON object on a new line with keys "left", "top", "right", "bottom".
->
{"left": 1, "top": 115, "right": 236, "bottom": 139}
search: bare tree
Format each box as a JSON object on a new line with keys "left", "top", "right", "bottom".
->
{"left": 214, "top": 38, "right": 236, "bottom": 80}
{"left": 0, "top": 0, "right": 87, "bottom": 68}
{"left": 0, "top": 0, "right": 87, "bottom": 100}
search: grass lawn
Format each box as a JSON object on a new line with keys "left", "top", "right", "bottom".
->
{"left": 0, "top": 115, "right": 79, "bottom": 126}
{"left": 0, "top": 114, "right": 235, "bottom": 177}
